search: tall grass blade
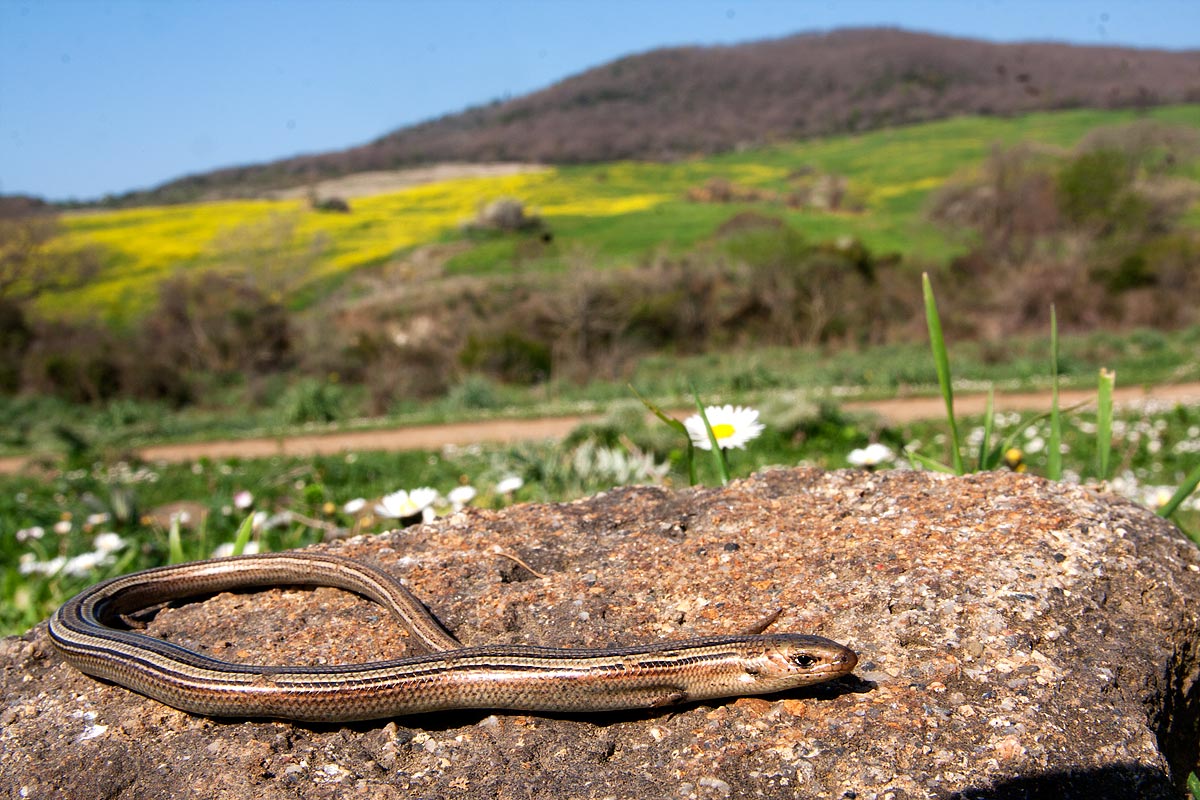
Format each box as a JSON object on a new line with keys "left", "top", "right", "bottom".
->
{"left": 906, "top": 450, "right": 958, "bottom": 474}
{"left": 1157, "top": 462, "right": 1200, "bottom": 521}
{"left": 231, "top": 514, "right": 256, "bottom": 557}
{"left": 1096, "top": 368, "right": 1115, "bottom": 480}
{"left": 167, "top": 515, "right": 184, "bottom": 565}
{"left": 922, "top": 273, "right": 964, "bottom": 474}
{"left": 977, "top": 387, "right": 995, "bottom": 470}
{"left": 629, "top": 383, "right": 696, "bottom": 485}
{"left": 628, "top": 384, "right": 688, "bottom": 436}
{"left": 1047, "top": 306, "right": 1063, "bottom": 480}
{"left": 691, "top": 386, "right": 730, "bottom": 485}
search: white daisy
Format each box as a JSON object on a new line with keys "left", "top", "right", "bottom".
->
{"left": 15, "top": 526, "right": 44, "bottom": 542}
{"left": 495, "top": 476, "right": 524, "bottom": 495}
{"left": 847, "top": 443, "right": 895, "bottom": 468}
{"left": 343, "top": 497, "right": 367, "bottom": 515}
{"left": 93, "top": 532, "right": 127, "bottom": 554}
{"left": 375, "top": 488, "right": 439, "bottom": 519}
{"left": 684, "top": 405, "right": 764, "bottom": 451}
{"left": 447, "top": 485, "right": 477, "bottom": 510}
{"left": 63, "top": 551, "right": 109, "bottom": 578}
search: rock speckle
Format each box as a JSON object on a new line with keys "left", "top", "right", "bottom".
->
{"left": 2, "top": 468, "right": 1198, "bottom": 799}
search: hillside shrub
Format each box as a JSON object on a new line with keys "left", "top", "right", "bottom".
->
{"left": 460, "top": 331, "right": 553, "bottom": 385}
{"left": 278, "top": 377, "right": 349, "bottom": 424}
{"left": 20, "top": 319, "right": 124, "bottom": 404}
{"left": 463, "top": 198, "right": 545, "bottom": 234}
{"left": 929, "top": 129, "right": 1200, "bottom": 336}
{"left": 140, "top": 272, "right": 293, "bottom": 376}
{"left": 1057, "top": 148, "right": 1136, "bottom": 230}
{"left": 0, "top": 299, "right": 32, "bottom": 393}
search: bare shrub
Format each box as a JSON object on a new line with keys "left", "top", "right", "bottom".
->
{"left": 0, "top": 299, "right": 31, "bottom": 393}
{"left": 21, "top": 318, "right": 123, "bottom": 404}
{"left": 1078, "top": 120, "right": 1200, "bottom": 174}
{"left": 1109, "top": 233, "right": 1200, "bottom": 328}
{"left": 306, "top": 189, "right": 351, "bottom": 213}
{"left": 140, "top": 272, "right": 292, "bottom": 376}
{"left": 928, "top": 143, "right": 1061, "bottom": 264}
{"left": 325, "top": 317, "right": 460, "bottom": 413}
{"left": 463, "top": 198, "right": 544, "bottom": 234}
{"left": 990, "top": 255, "right": 1105, "bottom": 335}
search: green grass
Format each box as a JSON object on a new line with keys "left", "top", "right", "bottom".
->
{"left": 3, "top": 324, "right": 1199, "bottom": 462}
{"left": 3, "top": 388, "right": 1197, "bottom": 636}
{"left": 41, "top": 105, "right": 1200, "bottom": 322}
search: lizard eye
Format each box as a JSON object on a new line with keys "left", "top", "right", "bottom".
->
{"left": 793, "top": 654, "right": 817, "bottom": 668}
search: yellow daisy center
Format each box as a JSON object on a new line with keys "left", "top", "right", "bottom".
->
{"left": 711, "top": 423, "right": 735, "bottom": 440}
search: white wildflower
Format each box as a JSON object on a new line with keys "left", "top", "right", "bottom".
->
{"left": 93, "top": 532, "right": 127, "bottom": 554}
{"left": 495, "top": 476, "right": 524, "bottom": 495}
{"left": 847, "top": 443, "right": 895, "bottom": 468}
{"left": 684, "top": 405, "right": 764, "bottom": 451}
{"left": 62, "top": 551, "right": 109, "bottom": 578}
{"left": 16, "top": 526, "right": 45, "bottom": 543}
{"left": 375, "top": 488, "right": 438, "bottom": 519}
{"left": 447, "top": 485, "right": 477, "bottom": 510}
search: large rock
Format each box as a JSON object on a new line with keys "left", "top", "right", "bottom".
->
{"left": 2, "top": 469, "right": 1198, "bottom": 799}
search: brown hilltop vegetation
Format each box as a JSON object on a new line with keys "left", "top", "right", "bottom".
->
{"left": 128, "top": 27, "right": 1200, "bottom": 204}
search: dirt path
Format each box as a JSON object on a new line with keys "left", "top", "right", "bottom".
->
{"left": 3, "top": 382, "right": 1198, "bottom": 475}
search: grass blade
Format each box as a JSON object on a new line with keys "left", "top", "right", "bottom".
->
{"left": 231, "top": 513, "right": 256, "bottom": 556}
{"left": 977, "top": 387, "right": 995, "bottom": 470}
{"left": 1047, "top": 306, "right": 1063, "bottom": 481}
{"left": 167, "top": 515, "right": 184, "bottom": 565}
{"left": 691, "top": 386, "right": 730, "bottom": 485}
{"left": 1157, "top": 462, "right": 1200, "bottom": 520}
{"left": 628, "top": 384, "right": 688, "bottom": 436}
{"left": 922, "top": 273, "right": 964, "bottom": 474}
{"left": 1096, "top": 368, "right": 1115, "bottom": 480}
{"left": 629, "top": 383, "right": 696, "bottom": 485}
{"left": 906, "top": 450, "right": 957, "bottom": 474}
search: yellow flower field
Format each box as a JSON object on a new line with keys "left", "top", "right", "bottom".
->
{"left": 44, "top": 169, "right": 674, "bottom": 321}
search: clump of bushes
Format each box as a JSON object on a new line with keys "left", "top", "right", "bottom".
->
{"left": 311, "top": 196, "right": 351, "bottom": 213}
{"left": 927, "top": 122, "right": 1200, "bottom": 337}
{"left": 11, "top": 270, "right": 293, "bottom": 406}
{"left": 462, "top": 198, "right": 545, "bottom": 234}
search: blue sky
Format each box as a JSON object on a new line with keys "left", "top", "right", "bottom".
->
{"left": 2, "top": 0, "right": 1198, "bottom": 201}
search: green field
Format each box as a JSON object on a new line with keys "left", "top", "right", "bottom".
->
{"left": 43, "top": 105, "right": 1200, "bottom": 322}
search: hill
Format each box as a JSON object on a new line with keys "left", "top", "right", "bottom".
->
{"left": 122, "top": 28, "right": 1200, "bottom": 205}
{"left": 38, "top": 105, "right": 1200, "bottom": 323}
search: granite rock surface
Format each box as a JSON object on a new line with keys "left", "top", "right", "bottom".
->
{"left": 2, "top": 468, "right": 1198, "bottom": 799}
